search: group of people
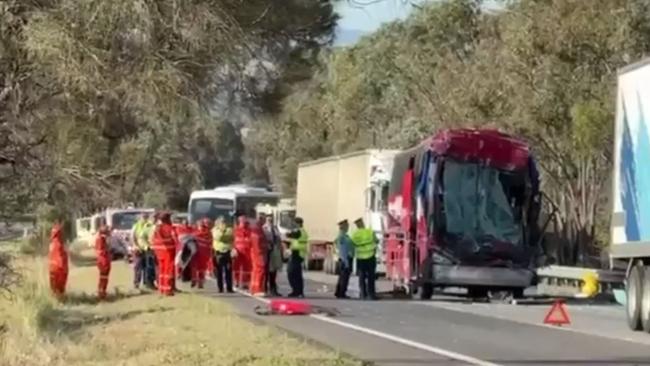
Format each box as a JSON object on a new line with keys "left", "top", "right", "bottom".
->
{"left": 47, "top": 210, "right": 380, "bottom": 301}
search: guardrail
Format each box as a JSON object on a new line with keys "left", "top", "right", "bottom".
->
{"left": 535, "top": 265, "right": 625, "bottom": 297}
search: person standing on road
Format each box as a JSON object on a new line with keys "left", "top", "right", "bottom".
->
{"left": 192, "top": 218, "right": 213, "bottom": 289}
{"left": 146, "top": 213, "right": 160, "bottom": 288}
{"left": 131, "top": 212, "right": 154, "bottom": 290}
{"left": 263, "top": 214, "right": 283, "bottom": 297}
{"left": 334, "top": 219, "right": 354, "bottom": 299}
{"left": 152, "top": 212, "right": 177, "bottom": 296}
{"left": 233, "top": 215, "right": 252, "bottom": 290}
{"left": 351, "top": 218, "right": 378, "bottom": 300}
{"left": 249, "top": 215, "right": 267, "bottom": 297}
{"left": 286, "top": 217, "right": 308, "bottom": 298}
{"left": 95, "top": 223, "right": 112, "bottom": 300}
{"left": 212, "top": 216, "right": 234, "bottom": 293}
{"left": 48, "top": 220, "right": 69, "bottom": 300}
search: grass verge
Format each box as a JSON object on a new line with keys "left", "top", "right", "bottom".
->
{"left": 0, "top": 244, "right": 360, "bottom": 366}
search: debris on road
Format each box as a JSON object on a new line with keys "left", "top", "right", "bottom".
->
{"left": 254, "top": 299, "right": 340, "bottom": 317}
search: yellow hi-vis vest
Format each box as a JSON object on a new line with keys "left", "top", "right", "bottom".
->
{"left": 351, "top": 228, "right": 377, "bottom": 260}
{"left": 212, "top": 226, "right": 233, "bottom": 253}
{"left": 133, "top": 220, "right": 152, "bottom": 250}
{"left": 290, "top": 228, "right": 309, "bottom": 259}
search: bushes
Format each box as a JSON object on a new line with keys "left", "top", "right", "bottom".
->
{"left": 0, "top": 259, "right": 59, "bottom": 366}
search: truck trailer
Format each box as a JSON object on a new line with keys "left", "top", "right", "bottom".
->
{"left": 384, "top": 129, "right": 544, "bottom": 299}
{"left": 609, "top": 57, "right": 650, "bottom": 332}
{"left": 296, "top": 149, "right": 399, "bottom": 272}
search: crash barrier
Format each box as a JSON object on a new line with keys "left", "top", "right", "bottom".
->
{"left": 254, "top": 299, "right": 340, "bottom": 317}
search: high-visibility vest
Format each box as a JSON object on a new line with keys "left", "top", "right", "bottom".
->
{"left": 132, "top": 220, "right": 150, "bottom": 250}
{"left": 212, "top": 226, "right": 233, "bottom": 253}
{"left": 136, "top": 222, "right": 153, "bottom": 250}
{"left": 290, "top": 228, "right": 309, "bottom": 259}
{"left": 351, "top": 228, "right": 377, "bottom": 260}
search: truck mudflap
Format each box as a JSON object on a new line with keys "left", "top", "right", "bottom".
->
{"left": 425, "top": 264, "right": 535, "bottom": 288}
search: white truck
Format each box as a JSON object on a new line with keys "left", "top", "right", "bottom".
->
{"left": 610, "top": 57, "right": 650, "bottom": 332}
{"left": 256, "top": 198, "right": 297, "bottom": 238}
{"left": 296, "top": 149, "right": 399, "bottom": 273}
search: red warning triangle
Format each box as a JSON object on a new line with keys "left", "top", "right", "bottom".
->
{"left": 543, "top": 300, "right": 571, "bottom": 326}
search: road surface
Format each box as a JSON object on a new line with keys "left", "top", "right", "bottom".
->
{"left": 207, "top": 272, "right": 650, "bottom": 366}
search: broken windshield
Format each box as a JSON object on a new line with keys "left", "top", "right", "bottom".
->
{"left": 441, "top": 160, "right": 523, "bottom": 246}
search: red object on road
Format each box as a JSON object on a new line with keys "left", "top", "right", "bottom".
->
{"left": 543, "top": 299, "right": 571, "bottom": 326}
{"left": 270, "top": 299, "right": 312, "bottom": 315}
{"left": 254, "top": 299, "right": 340, "bottom": 317}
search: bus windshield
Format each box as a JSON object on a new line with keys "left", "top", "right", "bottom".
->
{"left": 189, "top": 198, "right": 233, "bottom": 224}
{"left": 441, "top": 160, "right": 524, "bottom": 246}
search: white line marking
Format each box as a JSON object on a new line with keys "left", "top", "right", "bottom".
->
{"left": 234, "top": 289, "right": 502, "bottom": 366}
{"left": 417, "top": 301, "right": 650, "bottom": 346}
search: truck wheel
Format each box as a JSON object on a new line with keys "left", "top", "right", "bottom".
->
{"left": 627, "top": 264, "right": 644, "bottom": 331}
{"left": 641, "top": 267, "right": 650, "bottom": 332}
{"left": 419, "top": 283, "right": 433, "bottom": 300}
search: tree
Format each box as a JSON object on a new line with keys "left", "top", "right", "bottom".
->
{"left": 250, "top": 0, "right": 650, "bottom": 264}
{"left": 1, "top": 0, "right": 338, "bottom": 215}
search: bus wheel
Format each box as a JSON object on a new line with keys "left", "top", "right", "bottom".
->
{"left": 512, "top": 288, "right": 525, "bottom": 300}
{"left": 627, "top": 264, "right": 643, "bottom": 331}
{"left": 468, "top": 286, "right": 488, "bottom": 300}
{"left": 419, "top": 283, "right": 433, "bottom": 300}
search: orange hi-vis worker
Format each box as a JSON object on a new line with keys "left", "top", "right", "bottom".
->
{"left": 193, "top": 218, "right": 213, "bottom": 289}
{"left": 152, "top": 212, "right": 178, "bottom": 296}
{"left": 95, "top": 225, "right": 112, "bottom": 300}
{"left": 249, "top": 217, "right": 268, "bottom": 296}
{"left": 48, "top": 222, "right": 69, "bottom": 299}
{"left": 233, "top": 215, "right": 252, "bottom": 289}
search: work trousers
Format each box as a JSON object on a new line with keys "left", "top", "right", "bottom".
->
{"left": 97, "top": 258, "right": 111, "bottom": 299}
{"left": 144, "top": 250, "right": 157, "bottom": 287}
{"left": 287, "top": 251, "right": 304, "bottom": 297}
{"left": 156, "top": 250, "right": 175, "bottom": 296}
{"left": 264, "top": 250, "right": 279, "bottom": 295}
{"left": 135, "top": 250, "right": 157, "bottom": 288}
{"left": 49, "top": 267, "right": 68, "bottom": 299}
{"left": 250, "top": 253, "right": 266, "bottom": 295}
{"left": 214, "top": 251, "right": 233, "bottom": 292}
{"left": 192, "top": 249, "right": 210, "bottom": 288}
{"left": 335, "top": 257, "right": 353, "bottom": 298}
{"left": 233, "top": 249, "right": 251, "bottom": 289}
{"left": 357, "top": 256, "right": 377, "bottom": 299}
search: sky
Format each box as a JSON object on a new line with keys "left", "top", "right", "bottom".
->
{"left": 334, "top": 0, "right": 501, "bottom": 46}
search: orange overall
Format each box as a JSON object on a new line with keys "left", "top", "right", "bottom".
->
{"left": 249, "top": 225, "right": 267, "bottom": 295}
{"left": 233, "top": 223, "right": 252, "bottom": 288}
{"left": 193, "top": 219, "right": 213, "bottom": 289}
{"left": 95, "top": 227, "right": 111, "bottom": 300}
{"left": 48, "top": 224, "right": 69, "bottom": 299}
{"left": 152, "top": 219, "right": 177, "bottom": 296}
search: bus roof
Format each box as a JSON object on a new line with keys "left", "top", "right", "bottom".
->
{"left": 190, "top": 184, "right": 281, "bottom": 200}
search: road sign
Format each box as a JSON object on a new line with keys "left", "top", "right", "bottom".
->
{"left": 543, "top": 299, "right": 571, "bottom": 326}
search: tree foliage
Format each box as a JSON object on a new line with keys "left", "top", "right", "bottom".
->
{"left": 0, "top": 0, "right": 337, "bottom": 215}
{"left": 246, "top": 0, "right": 650, "bottom": 264}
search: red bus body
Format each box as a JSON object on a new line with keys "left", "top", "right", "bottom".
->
{"left": 384, "top": 128, "right": 542, "bottom": 298}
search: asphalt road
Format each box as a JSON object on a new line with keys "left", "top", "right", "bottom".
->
{"left": 207, "top": 272, "right": 650, "bottom": 366}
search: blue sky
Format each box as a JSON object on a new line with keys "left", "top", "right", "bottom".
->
{"left": 334, "top": 0, "right": 501, "bottom": 46}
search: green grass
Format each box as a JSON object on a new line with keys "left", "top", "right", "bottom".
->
{"left": 0, "top": 245, "right": 361, "bottom": 366}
